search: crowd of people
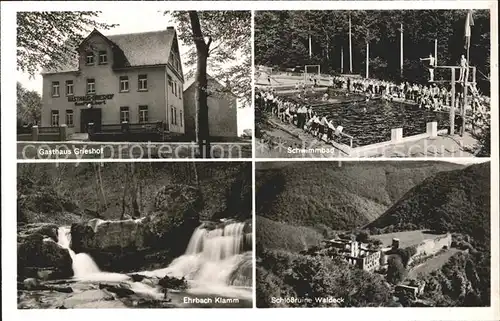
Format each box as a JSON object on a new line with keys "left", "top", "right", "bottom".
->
{"left": 255, "top": 87, "right": 350, "bottom": 145}
{"left": 256, "top": 69, "right": 490, "bottom": 145}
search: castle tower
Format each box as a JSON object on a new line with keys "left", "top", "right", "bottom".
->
{"left": 392, "top": 238, "right": 400, "bottom": 249}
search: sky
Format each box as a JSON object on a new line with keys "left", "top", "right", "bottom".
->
{"left": 17, "top": 9, "right": 253, "bottom": 134}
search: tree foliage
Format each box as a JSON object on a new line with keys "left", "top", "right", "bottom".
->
{"left": 168, "top": 11, "right": 252, "bottom": 105}
{"left": 17, "top": 11, "right": 117, "bottom": 77}
{"left": 255, "top": 10, "right": 490, "bottom": 93}
{"left": 17, "top": 82, "right": 42, "bottom": 126}
{"left": 257, "top": 249, "right": 393, "bottom": 307}
{"left": 386, "top": 255, "right": 407, "bottom": 285}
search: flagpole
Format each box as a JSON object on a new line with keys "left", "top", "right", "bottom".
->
{"left": 434, "top": 39, "right": 438, "bottom": 66}
{"left": 349, "top": 14, "right": 353, "bottom": 74}
{"left": 366, "top": 31, "right": 369, "bottom": 79}
{"left": 309, "top": 26, "right": 312, "bottom": 59}
{"left": 462, "top": 10, "right": 473, "bottom": 136}
{"left": 400, "top": 23, "right": 403, "bottom": 77}
{"left": 341, "top": 45, "right": 344, "bottom": 73}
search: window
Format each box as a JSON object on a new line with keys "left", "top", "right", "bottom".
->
{"left": 168, "top": 75, "right": 173, "bottom": 93}
{"left": 52, "top": 81, "right": 60, "bottom": 97}
{"left": 86, "top": 52, "right": 94, "bottom": 65}
{"left": 120, "top": 106, "right": 130, "bottom": 123}
{"left": 174, "top": 82, "right": 177, "bottom": 97}
{"left": 170, "top": 107, "right": 174, "bottom": 125}
{"left": 65, "top": 109, "right": 74, "bottom": 127}
{"left": 180, "top": 110, "right": 183, "bottom": 126}
{"left": 66, "top": 80, "right": 74, "bottom": 96}
{"left": 139, "top": 105, "right": 148, "bottom": 123}
{"left": 51, "top": 110, "right": 59, "bottom": 126}
{"left": 98, "top": 51, "right": 107, "bottom": 64}
{"left": 119, "top": 76, "right": 129, "bottom": 92}
{"left": 174, "top": 107, "right": 177, "bottom": 125}
{"left": 138, "top": 74, "right": 148, "bottom": 91}
{"left": 87, "top": 79, "right": 95, "bottom": 94}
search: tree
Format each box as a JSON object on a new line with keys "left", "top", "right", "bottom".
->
{"left": 254, "top": 10, "right": 490, "bottom": 93}
{"left": 17, "top": 11, "right": 117, "bottom": 77}
{"left": 169, "top": 11, "right": 251, "bottom": 157}
{"left": 17, "top": 82, "right": 42, "bottom": 126}
{"left": 387, "top": 255, "right": 407, "bottom": 285}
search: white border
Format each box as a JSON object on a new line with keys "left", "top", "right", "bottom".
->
{"left": 1, "top": 1, "right": 499, "bottom": 321}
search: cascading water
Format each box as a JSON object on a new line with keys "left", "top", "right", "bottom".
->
{"left": 56, "top": 222, "right": 252, "bottom": 303}
{"left": 57, "top": 227, "right": 101, "bottom": 278}
{"left": 141, "top": 222, "right": 252, "bottom": 300}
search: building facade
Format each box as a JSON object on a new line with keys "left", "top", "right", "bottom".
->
{"left": 41, "top": 28, "right": 185, "bottom": 135}
{"left": 183, "top": 76, "right": 238, "bottom": 140}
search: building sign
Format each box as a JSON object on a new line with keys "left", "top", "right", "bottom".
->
{"left": 68, "top": 94, "right": 114, "bottom": 106}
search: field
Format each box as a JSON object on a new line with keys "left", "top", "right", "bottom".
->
{"left": 371, "top": 230, "right": 448, "bottom": 248}
{"left": 408, "top": 248, "right": 461, "bottom": 279}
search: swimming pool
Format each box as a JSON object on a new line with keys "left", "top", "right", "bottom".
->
{"left": 312, "top": 99, "right": 450, "bottom": 147}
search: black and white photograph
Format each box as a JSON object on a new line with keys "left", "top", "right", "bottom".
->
{"left": 17, "top": 162, "right": 252, "bottom": 308}
{"left": 256, "top": 161, "right": 491, "bottom": 308}
{"left": 254, "top": 10, "right": 491, "bottom": 158}
{"left": 16, "top": 9, "right": 252, "bottom": 159}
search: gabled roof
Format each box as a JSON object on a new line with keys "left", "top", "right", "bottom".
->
{"left": 42, "top": 27, "right": 176, "bottom": 74}
{"left": 184, "top": 74, "right": 236, "bottom": 97}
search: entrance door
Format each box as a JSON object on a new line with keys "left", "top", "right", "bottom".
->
{"left": 80, "top": 108, "right": 102, "bottom": 133}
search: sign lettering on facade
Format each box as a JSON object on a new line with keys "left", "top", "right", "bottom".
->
{"left": 68, "top": 94, "right": 114, "bottom": 106}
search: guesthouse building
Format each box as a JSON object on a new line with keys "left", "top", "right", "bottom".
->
{"left": 41, "top": 28, "right": 185, "bottom": 135}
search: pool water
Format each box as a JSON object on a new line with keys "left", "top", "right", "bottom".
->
{"left": 312, "top": 99, "right": 450, "bottom": 147}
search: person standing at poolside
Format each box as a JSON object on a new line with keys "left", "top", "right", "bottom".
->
{"left": 420, "top": 53, "right": 436, "bottom": 82}
{"left": 458, "top": 54, "right": 468, "bottom": 82}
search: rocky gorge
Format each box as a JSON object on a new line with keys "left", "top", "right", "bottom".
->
{"left": 17, "top": 163, "right": 253, "bottom": 309}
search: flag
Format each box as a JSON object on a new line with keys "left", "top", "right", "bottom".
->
{"left": 465, "top": 10, "right": 474, "bottom": 50}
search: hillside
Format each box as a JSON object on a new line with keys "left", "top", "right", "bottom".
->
{"left": 256, "top": 216, "right": 324, "bottom": 253}
{"left": 17, "top": 162, "right": 252, "bottom": 224}
{"left": 256, "top": 161, "right": 464, "bottom": 231}
{"left": 366, "top": 162, "right": 491, "bottom": 249}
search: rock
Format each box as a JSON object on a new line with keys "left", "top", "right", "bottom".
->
{"left": 153, "top": 184, "right": 202, "bottom": 215}
{"left": 23, "top": 278, "right": 40, "bottom": 290}
{"left": 158, "top": 275, "right": 188, "bottom": 290}
{"left": 144, "top": 184, "right": 202, "bottom": 254}
{"left": 71, "top": 218, "right": 146, "bottom": 252}
{"left": 63, "top": 290, "right": 115, "bottom": 308}
{"left": 47, "top": 285, "right": 73, "bottom": 293}
{"left": 69, "top": 223, "right": 96, "bottom": 252}
{"left": 129, "top": 274, "right": 146, "bottom": 282}
{"left": 17, "top": 234, "right": 73, "bottom": 279}
{"left": 18, "top": 223, "right": 59, "bottom": 242}
{"left": 99, "top": 283, "right": 136, "bottom": 298}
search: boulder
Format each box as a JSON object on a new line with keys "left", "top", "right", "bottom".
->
{"left": 17, "top": 234, "right": 73, "bottom": 279}
{"left": 158, "top": 275, "right": 188, "bottom": 290}
{"left": 99, "top": 283, "right": 135, "bottom": 298}
{"left": 62, "top": 289, "right": 115, "bottom": 308}
{"left": 18, "top": 223, "right": 59, "bottom": 242}
{"left": 70, "top": 218, "right": 146, "bottom": 253}
{"left": 143, "top": 184, "right": 202, "bottom": 254}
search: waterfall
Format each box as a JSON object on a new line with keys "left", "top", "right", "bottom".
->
{"left": 57, "top": 227, "right": 101, "bottom": 278}
{"left": 141, "top": 221, "right": 252, "bottom": 299}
